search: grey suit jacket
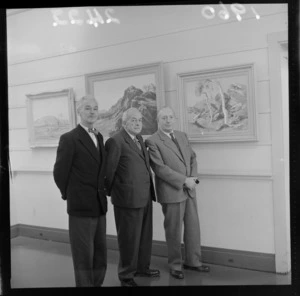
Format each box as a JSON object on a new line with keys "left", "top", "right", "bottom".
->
{"left": 145, "top": 129, "right": 198, "bottom": 203}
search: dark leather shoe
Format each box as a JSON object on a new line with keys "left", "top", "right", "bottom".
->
{"left": 120, "top": 279, "right": 138, "bottom": 287}
{"left": 170, "top": 269, "right": 184, "bottom": 279}
{"left": 183, "top": 264, "right": 210, "bottom": 272}
{"left": 135, "top": 269, "right": 160, "bottom": 277}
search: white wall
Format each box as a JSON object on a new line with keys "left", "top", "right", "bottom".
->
{"left": 281, "top": 45, "right": 290, "bottom": 228}
{"left": 8, "top": 4, "right": 288, "bottom": 254}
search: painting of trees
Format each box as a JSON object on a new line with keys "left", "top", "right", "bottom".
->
{"left": 178, "top": 64, "right": 257, "bottom": 142}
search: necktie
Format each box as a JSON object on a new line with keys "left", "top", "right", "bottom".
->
{"left": 170, "top": 132, "right": 184, "bottom": 159}
{"left": 134, "top": 137, "right": 142, "bottom": 150}
{"left": 88, "top": 127, "right": 98, "bottom": 135}
{"left": 88, "top": 128, "right": 99, "bottom": 150}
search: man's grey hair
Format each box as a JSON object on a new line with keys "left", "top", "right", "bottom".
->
{"left": 157, "top": 106, "right": 175, "bottom": 121}
{"left": 122, "top": 107, "right": 142, "bottom": 126}
{"left": 76, "top": 95, "right": 97, "bottom": 114}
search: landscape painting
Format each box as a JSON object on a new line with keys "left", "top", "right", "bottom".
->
{"left": 26, "top": 89, "right": 75, "bottom": 147}
{"left": 177, "top": 64, "right": 258, "bottom": 142}
{"left": 85, "top": 62, "right": 164, "bottom": 138}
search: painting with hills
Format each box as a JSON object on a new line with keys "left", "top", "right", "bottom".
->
{"left": 85, "top": 62, "right": 164, "bottom": 139}
{"left": 26, "top": 89, "right": 75, "bottom": 147}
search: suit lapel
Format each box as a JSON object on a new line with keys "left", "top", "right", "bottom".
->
{"left": 173, "top": 131, "right": 189, "bottom": 166}
{"left": 122, "top": 129, "right": 145, "bottom": 160}
{"left": 76, "top": 125, "right": 100, "bottom": 163}
{"left": 97, "top": 133, "right": 105, "bottom": 174}
{"left": 158, "top": 130, "right": 185, "bottom": 163}
{"left": 97, "top": 133, "right": 105, "bottom": 160}
{"left": 97, "top": 134, "right": 104, "bottom": 159}
{"left": 137, "top": 134, "right": 152, "bottom": 171}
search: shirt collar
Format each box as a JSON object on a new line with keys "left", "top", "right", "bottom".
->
{"left": 80, "top": 123, "right": 92, "bottom": 134}
{"left": 124, "top": 128, "right": 136, "bottom": 140}
{"left": 161, "top": 129, "right": 174, "bottom": 138}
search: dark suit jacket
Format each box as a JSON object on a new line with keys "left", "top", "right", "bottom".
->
{"left": 53, "top": 124, "right": 107, "bottom": 216}
{"left": 104, "top": 128, "right": 156, "bottom": 208}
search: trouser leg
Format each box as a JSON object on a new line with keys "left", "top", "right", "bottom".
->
{"left": 69, "top": 215, "right": 94, "bottom": 287}
{"left": 114, "top": 205, "right": 143, "bottom": 280}
{"left": 137, "top": 199, "right": 153, "bottom": 272}
{"left": 183, "top": 197, "right": 202, "bottom": 266}
{"left": 93, "top": 215, "right": 107, "bottom": 286}
{"left": 161, "top": 201, "right": 185, "bottom": 271}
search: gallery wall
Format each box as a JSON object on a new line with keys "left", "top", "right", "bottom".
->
{"left": 7, "top": 4, "right": 288, "bottom": 258}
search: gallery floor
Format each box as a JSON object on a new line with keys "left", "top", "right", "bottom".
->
{"left": 9, "top": 236, "right": 291, "bottom": 289}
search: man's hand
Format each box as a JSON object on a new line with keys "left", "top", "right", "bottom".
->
{"left": 184, "top": 177, "right": 198, "bottom": 190}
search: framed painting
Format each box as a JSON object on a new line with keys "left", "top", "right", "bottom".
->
{"left": 177, "top": 64, "right": 258, "bottom": 142}
{"left": 26, "top": 88, "right": 76, "bottom": 147}
{"left": 85, "top": 62, "right": 165, "bottom": 139}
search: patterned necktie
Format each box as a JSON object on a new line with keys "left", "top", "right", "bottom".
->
{"left": 170, "top": 132, "right": 184, "bottom": 158}
{"left": 134, "top": 137, "right": 142, "bottom": 150}
{"left": 88, "top": 128, "right": 99, "bottom": 150}
{"left": 88, "top": 127, "right": 98, "bottom": 135}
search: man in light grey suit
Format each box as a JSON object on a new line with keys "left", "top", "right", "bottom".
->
{"left": 145, "top": 106, "right": 210, "bottom": 280}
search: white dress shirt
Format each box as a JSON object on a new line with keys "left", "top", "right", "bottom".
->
{"left": 161, "top": 130, "right": 175, "bottom": 139}
{"left": 124, "top": 128, "right": 136, "bottom": 141}
{"left": 124, "top": 128, "right": 142, "bottom": 149}
{"left": 80, "top": 123, "right": 98, "bottom": 147}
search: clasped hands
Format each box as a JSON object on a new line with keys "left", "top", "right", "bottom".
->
{"left": 184, "top": 177, "right": 199, "bottom": 190}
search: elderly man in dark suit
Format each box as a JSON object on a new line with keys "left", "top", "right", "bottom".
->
{"left": 145, "top": 106, "right": 210, "bottom": 280}
{"left": 53, "top": 95, "right": 107, "bottom": 287}
{"left": 104, "top": 107, "right": 160, "bottom": 287}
